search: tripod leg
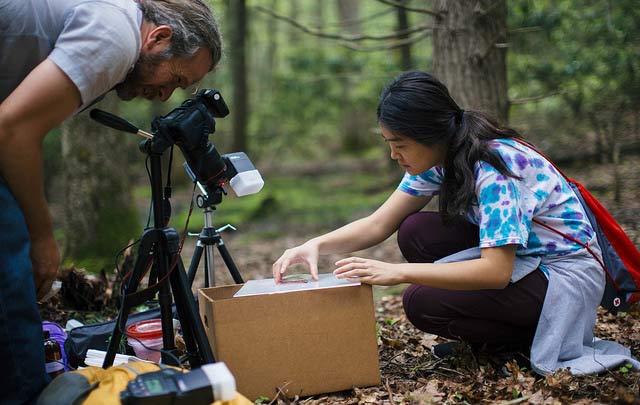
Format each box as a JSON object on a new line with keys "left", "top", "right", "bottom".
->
{"left": 157, "top": 268, "right": 178, "bottom": 366}
{"left": 187, "top": 243, "right": 204, "bottom": 287}
{"left": 217, "top": 241, "right": 244, "bottom": 284}
{"left": 170, "top": 257, "right": 215, "bottom": 366}
{"left": 103, "top": 303, "right": 129, "bottom": 368}
{"left": 103, "top": 230, "right": 161, "bottom": 368}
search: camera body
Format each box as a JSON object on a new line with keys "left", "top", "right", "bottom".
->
{"left": 149, "top": 89, "right": 260, "bottom": 196}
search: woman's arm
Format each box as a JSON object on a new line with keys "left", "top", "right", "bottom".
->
{"left": 315, "top": 190, "right": 430, "bottom": 255}
{"left": 334, "top": 244, "right": 517, "bottom": 290}
{"left": 272, "top": 189, "right": 431, "bottom": 281}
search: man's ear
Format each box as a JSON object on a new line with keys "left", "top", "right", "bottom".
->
{"left": 143, "top": 25, "right": 173, "bottom": 53}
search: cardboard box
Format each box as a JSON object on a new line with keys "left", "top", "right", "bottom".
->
{"left": 198, "top": 283, "right": 381, "bottom": 400}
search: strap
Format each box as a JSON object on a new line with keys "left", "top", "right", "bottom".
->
{"left": 532, "top": 218, "right": 609, "bottom": 274}
{"left": 510, "top": 138, "right": 573, "bottom": 182}
{"left": 509, "top": 138, "right": 611, "bottom": 277}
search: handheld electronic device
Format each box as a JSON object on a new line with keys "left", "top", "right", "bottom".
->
{"left": 121, "top": 362, "right": 236, "bottom": 405}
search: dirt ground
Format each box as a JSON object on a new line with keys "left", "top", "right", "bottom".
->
{"left": 49, "top": 228, "right": 631, "bottom": 404}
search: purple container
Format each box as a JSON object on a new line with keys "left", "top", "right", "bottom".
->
{"left": 42, "top": 321, "right": 68, "bottom": 371}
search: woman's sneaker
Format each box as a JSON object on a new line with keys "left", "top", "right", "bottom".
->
{"left": 431, "top": 341, "right": 464, "bottom": 359}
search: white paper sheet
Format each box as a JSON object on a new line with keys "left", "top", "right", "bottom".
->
{"left": 233, "top": 273, "right": 360, "bottom": 297}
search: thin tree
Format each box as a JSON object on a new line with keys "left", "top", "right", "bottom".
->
{"left": 395, "top": 0, "right": 413, "bottom": 70}
{"left": 228, "top": 0, "right": 249, "bottom": 153}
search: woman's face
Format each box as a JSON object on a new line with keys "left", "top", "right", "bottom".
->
{"left": 380, "top": 125, "right": 446, "bottom": 175}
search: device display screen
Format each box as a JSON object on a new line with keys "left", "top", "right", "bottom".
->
{"left": 144, "top": 378, "right": 165, "bottom": 394}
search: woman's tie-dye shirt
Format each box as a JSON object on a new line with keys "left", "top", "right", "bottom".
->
{"left": 398, "top": 138, "right": 594, "bottom": 257}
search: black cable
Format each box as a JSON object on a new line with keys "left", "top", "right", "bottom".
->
{"left": 114, "top": 239, "right": 141, "bottom": 286}
{"left": 145, "top": 155, "right": 153, "bottom": 228}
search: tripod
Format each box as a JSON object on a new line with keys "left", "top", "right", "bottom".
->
{"left": 184, "top": 164, "right": 244, "bottom": 288}
{"left": 103, "top": 142, "right": 217, "bottom": 369}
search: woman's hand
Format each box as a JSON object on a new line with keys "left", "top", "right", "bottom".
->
{"left": 272, "top": 241, "right": 320, "bottom": 283}
{"left": 333, "top": 257, "right": 403, "bottom": 286}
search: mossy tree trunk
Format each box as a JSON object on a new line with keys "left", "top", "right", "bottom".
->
{"left": 432, "top": 0, "right": 509, "bottom": 123}
{"left": 61, "top": 94, "right": 139, "bottom": 269}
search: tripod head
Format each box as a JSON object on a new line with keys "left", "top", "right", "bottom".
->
{"left": 89, "top": 89, "right": 264, "bottom": 200}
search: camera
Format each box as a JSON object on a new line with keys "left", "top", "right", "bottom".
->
{"left": 149, "top": 89, "right": 263, "bottom": 197}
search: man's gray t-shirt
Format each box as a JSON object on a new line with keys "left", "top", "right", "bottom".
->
{"left": 0, "top": 0, "right": 141, "bottom": 109}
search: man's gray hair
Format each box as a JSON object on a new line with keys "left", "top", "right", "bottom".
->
{"left": 137, "top": 0, "right": 222, "bottom": 69}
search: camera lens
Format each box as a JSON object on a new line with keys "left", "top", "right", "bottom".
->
{"left": 181, "top": 142, "right": 226, "bottom": 187}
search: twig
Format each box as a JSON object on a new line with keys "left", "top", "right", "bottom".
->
{"left": 496, "top": 396, "right": 532, "bottom": 405}
{"left": 508, "top": 26, "right": 544, "bottom": 34}
{"left": 373, "top": 0, "right": 441, "bottom": 17}
{"left": 339, "top": 31, "right": 431, "bottom": 52}
{"left": 269, "top": 381, "right": 292, "bottom": 405}
{"left": 380, "top": 350, "right": 408, "bottom": 368}
{"left": 436, "top": 366, "right": 468, "bottom": 377}
{"left": 314, "top": 8, "right": 395, "bottom": 29}
{"left": 410, "top": 357, "right": 446, "bottom": 372}
{"left": 510, "top": 92, "right": 560, "bottom": 105}
{"left": 384, "top": 378, "right": 395, "bottom": 402}
{"left": 254, "top": 5, "right": 432, "bottom": 42}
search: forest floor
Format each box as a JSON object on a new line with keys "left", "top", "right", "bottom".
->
{"left": 186, "top": 235, "right": 640, "bottom": 404}
{"left": 40, "top": 158, "right": 640, "bottom": 404}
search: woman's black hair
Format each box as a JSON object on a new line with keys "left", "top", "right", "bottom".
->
{"left": 377, "top": 71, "right": 522, "bottom": 224}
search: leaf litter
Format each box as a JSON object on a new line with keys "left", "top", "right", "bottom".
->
{"left": 40, "top": 200, "right": 640, "bottom": 404}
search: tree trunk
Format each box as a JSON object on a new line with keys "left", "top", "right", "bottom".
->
{"left": 432, "top": 0, "right": 509, "bottom": 123}
{"left": 287, "top": 1, "right": 301, "bottom": 45}
{"left": 337, "top": 0, "right": 366, "bottom": 152}
{"left": 265, "top": 0, "right": 279, "bottom": 87}
{"left": 229, "top": 0, "right": 249, "bottom": 153}
{"left": 61, "top": 94, "right": 139, "bottom": 266}
{"left": 396, "top": 0, "right": 413, "bottom": 70}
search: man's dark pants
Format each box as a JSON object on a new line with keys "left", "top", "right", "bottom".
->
{"left": 0, "top": 176, "right": 49, "bottom": 403}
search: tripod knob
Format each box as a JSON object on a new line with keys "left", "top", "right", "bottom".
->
{"left": 196, "top": 194, "right": 207, "bottom": 208}
{"left": 216, "top": 224, "right": 237, "bottom": 233}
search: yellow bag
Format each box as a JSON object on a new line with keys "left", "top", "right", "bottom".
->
{"left": 37, "top": 362, "right": 252, "bottom": 405}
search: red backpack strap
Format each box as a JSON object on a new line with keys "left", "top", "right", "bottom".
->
{"left": 510, "top": 138, "right": 574, "bottom": 182}
{"left": 508, "top": 138, "right": 612, "bottom": 276}
{"left": 532, "top": 218, "right": 609, "bottom": 276}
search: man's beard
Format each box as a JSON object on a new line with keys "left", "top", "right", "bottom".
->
{"left": 115, "top": 52, "right": 168, "bottom": 101}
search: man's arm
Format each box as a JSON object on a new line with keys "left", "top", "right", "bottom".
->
{"left": 0, "top": 59, "right": 81, "bottom": 299}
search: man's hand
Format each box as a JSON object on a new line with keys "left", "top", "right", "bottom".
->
{"left": 30, "top": 234, "right": 60, "bottom": 301}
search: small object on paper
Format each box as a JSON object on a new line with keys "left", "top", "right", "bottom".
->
{"left": 233, "top": 273, "right": 360, "bottom": 297}
{"left": 84, "top": 349, "right": 148, "bottom": 367}
{"left": 279, "top": 274, "right": 310, "bottom": 284}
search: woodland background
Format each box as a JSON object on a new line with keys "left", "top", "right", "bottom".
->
{"left": 40, "top": 0, "right": 639, "bottom": 403}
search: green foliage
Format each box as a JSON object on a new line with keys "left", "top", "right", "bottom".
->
{"left": 61, "top": 187, "right": 141, "bottom": 273}
{"left": 508, "top": 0, "right": 639, "bottom": 155}
{"left": 618, "top": 362, "right": 633, "bottom": 374}
{"left": 170, "top": 163, "right": 395, "bottom": 237}
{"left": 42, "top": 0, "right": 639, "bottom": 271}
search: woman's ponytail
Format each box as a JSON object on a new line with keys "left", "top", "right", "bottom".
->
{"left": 377, "top": 71, "right": 523, "bottom": 224}
{"left": 440, "top": 111, "right": 520, "bottom": 223}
